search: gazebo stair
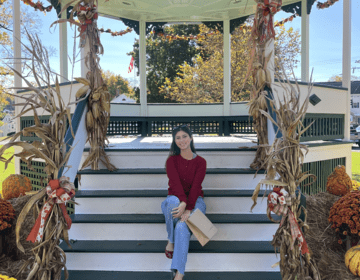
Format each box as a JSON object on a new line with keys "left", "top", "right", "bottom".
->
{"left": 60, "top": 144, "right": 282, "bottom": 279}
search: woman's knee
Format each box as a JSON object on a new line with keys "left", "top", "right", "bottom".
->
{"left": 175, "top": 221, "right": 190, "bottom": 234}
{"left": 167, "top": 195, "right": 180, "bottom": 207}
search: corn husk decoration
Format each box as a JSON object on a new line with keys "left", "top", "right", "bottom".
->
{"left": 250, "top": 62, "right": 320, "bottom": 279}
{"left": 246, "top": 0, "right": 280, "bottom": 170}
{"left": 54, "top": 0, "right": 115, "bottom": 171}
{"left": 0, "top": 31, "right": 78, "bottom": 280}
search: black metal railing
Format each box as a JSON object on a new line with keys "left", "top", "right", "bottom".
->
{"left": 20, "top": 113, "right": 345, "bottom": 140}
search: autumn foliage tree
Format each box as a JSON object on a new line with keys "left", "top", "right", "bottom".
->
{"left": 101, "top": 70, "right": 136, "bottom": 101}
{"left": 128, "top": 24, "right": 201, "bottom": 103}
{"left": 159, "top": 22, "right": 301, "bottom": 103}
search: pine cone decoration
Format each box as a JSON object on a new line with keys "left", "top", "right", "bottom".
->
{"left": 326, "top": 165, "right": 352, "bottom": 196}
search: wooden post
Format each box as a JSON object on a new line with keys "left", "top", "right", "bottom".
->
{"left": 13, "top": 0, "right": 21, "bottom": 175}
{"left": 342, "top": 0, "right": 351, "bottom": 141}
{"left": 139, "top": 19, "right": 147, "bottom": 117}
{"left": 223, "top": 19, "right": 231, "bottom": 117}
{"left": 301, "top": 0, "right": 309, "bottom": 83}
{"left": 59, "top": 9, "right": 68, "bottom": 83}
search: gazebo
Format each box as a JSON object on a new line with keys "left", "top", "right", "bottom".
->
{"left": 9, "top": 0, "right": 354, "bottom": 279}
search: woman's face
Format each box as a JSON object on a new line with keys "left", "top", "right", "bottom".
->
{"left": 174, "top": 130, "right": 192, "bottom": 151}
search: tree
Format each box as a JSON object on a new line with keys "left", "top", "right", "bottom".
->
{"left": 328, "top": 75, "right": 360, "bottom": 82}
{"left": 159, "top": 22, "right": 301, "bottom": 103}
{"left": 101, "top": 70, "right": 136, "bottom": 101}
{"left": 128, "top": 24, "right": 201, "bottom": 103}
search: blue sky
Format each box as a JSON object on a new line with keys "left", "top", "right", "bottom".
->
{"left": 35, "top": 0, "right": 360, "bottom": 85}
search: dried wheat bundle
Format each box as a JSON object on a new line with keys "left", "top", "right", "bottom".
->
{"left": 250, "top": 62, "right": 321, "bottom": 280}
{"left": 54, "top": 0, "right": 116, "bottom": 171}
{"left": 0, "top": 31, "right": 77, "bottom": 280}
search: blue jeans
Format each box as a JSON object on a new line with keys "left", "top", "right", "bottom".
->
{"left": 161, "top": 195, "right": 206, "bottom": 276}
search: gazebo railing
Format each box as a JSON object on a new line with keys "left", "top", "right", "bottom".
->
{"left": 20, "top": 113, "right": 344, "bottom": 141}
{"left": 107, "top": 115, "right": 255, "bottom": 137}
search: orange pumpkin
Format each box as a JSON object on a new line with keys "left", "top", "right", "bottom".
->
{"left": 2, "top": 174, "right": 32, "bottom": 200}
{"left": 326, "top": 165, "right": 352, "bottom": 196}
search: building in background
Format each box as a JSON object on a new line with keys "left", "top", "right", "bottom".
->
{"left": 111, "top": 93, "right": 136, "bottom": 103}
{"left": 0, "top": 113, "right": 16, "bottom": 137}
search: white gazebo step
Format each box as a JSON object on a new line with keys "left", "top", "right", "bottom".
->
{"left": 77, "top": 172, "right": 266, "bottom": 191}
{"left": 64, "top": 252, "right": 280, "bottom": 272}
{"left": 74, "top": 196, "right": 267, "bottom": 214}
{"left": 80, "top": 150, "right": 257, "bottom": 169}
{"left": 68, "top": 223, "right": 278, "bottom": 241}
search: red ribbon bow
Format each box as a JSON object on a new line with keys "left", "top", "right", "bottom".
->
{"left": 267, "top": 186, "right": 310, "bottom": 255}
{"left": 256, "top": 0, "right": 282, "bottom": 44}
{"left": 27, "top": 177, "right": 75, "bottom": 243}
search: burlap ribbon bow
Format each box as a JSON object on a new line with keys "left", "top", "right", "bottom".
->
{"left": 27, "top": 176, "right": 75, "bottom": 243}
{"left": 267, "top": 187, "right": 309, "bottom": 255}
{"left": 256, "top": 0, "right": 282, "bottom": 44}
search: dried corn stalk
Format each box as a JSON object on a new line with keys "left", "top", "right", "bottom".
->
{"left": 247, "top": 0, "right": 278, "bottom": 170}
{"left": 0, "top": 31, "right": 77, "bottom": 280}
{"left": 55, "top": 0, "right": 116, "bottom": 171}
{"left": 251, "top": 62, "right": 321, "bottom": 280}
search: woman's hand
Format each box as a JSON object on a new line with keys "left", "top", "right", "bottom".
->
{"left": 180, "top": 210, "right": 191, "bottom": 222}
{"left": 172, "top": 202, "right": 186, "bottom": 218}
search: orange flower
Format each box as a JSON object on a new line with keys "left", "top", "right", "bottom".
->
{"left": 338, "top": 240, "right": 343, "bottom": 244}
{"left": 343, "top": 231, "right": 348, "bottom": 235}
{"left": 335, "top": 228, "right": 340, "bottom": 232}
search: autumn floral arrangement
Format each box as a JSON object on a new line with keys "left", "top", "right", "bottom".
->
{"left": 0, "top": 198, "right": 15, "bottom": 232}
{"left": 328, "top": 191, "right": 360, "bottom": 247}
{"left": 326, "top": 165, "right": 352, "bottom": 196}
{"left": 0, "top": 275, "right": 17, "bottom": 280}
{"left": 352, "top": 180, "right": 360, "bottom": 191}
{"left": 1, "top": 174, "right": 32, "bottom": 201}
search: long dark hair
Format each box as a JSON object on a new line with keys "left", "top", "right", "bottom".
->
{"left": 165, "top": 125, "right": 197, "bottom": 171}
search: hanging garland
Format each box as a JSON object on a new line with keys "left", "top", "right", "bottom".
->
{"left": 274, "top": 13, "right": 298, "bottom": 26}
{"left": 317, "top": 0, "right": 339, "bottom": 9}
{"left": 98, "top": 27, "right": 133, "bottom": 37}
{"left": 150, "top": 29, "right": 221, "bottom": 42}
{"left": 22, "top": 0, "right": 52, "bottom": 13}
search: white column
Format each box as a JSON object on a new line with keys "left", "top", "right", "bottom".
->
{"left": 139, "top": 19, "right": 147, "bottom": 116}
{"left": 13, "top": 0, "right": 21, "bottom": 175}
{"left": 266, "top": 38, "right": 276, "bottom": 145}
{"left": 301, "top": 0, "right": 309, "bottom": 83}
{"left": 223, "top": 19, "right": 231, "bottom": 116}
{"left": 59, "top": 9, "right": 68, "bottom": 83}
{"left": 342, "top": 0, "right": 351, "bottom": 141}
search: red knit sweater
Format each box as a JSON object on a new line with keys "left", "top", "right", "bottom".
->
{"left": 166, "top": 153, "right": 207, "bottom": 211}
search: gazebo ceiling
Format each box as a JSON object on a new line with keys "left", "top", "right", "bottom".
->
{"left": 62, "top": 0, "right": 302, "bottom": 22}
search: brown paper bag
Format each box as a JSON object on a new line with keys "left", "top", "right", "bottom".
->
{"left": 185, "top": 209, "right": 218, "bottom": 246}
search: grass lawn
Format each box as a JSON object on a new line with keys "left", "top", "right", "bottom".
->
{"left": 0, "top": 145, "right": 15, "bottom": 195}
